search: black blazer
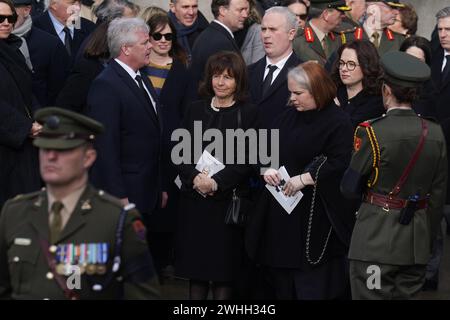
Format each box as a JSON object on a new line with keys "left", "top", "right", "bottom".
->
{"left": 188, "top": 21, "right": 241, "bottom": 102}
{"left": 26, "top": 26, "right": 69, "bottom": 107}
{"left": 248, "top": 53, "right": 303, "bottom": 128}
{"left": 431, "top": 48, "right": 450, "bottom": 122}
{"left": 33, "top": 11, "right": 95, "bottom": 62}
{"left": 55, "top": 56, "right": 105, "bottom": 113}
{"left": 87, "top": 59, "right": 163, "bottom": 215}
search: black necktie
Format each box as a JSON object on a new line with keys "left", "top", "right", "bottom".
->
{"left": 63, "top": 27, "right": 72, "bottom": 56}
{"left": 135, "top": 75, "right": 157, "bottom": 117}
{"left": 262, "top": 65, "right": 278, "bottom": 97}
{"left": 442, "top": 55, "right": 450, "bottom": 83}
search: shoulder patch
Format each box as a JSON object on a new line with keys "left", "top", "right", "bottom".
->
{"left": 132, "top": 220, "right": 147, "bottom": 242}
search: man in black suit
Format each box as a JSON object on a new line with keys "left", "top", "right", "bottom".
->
{"left": 12, "top": 0, "right": 69, "bottom": 107}
{"left": 189, "top": 0, "right": 249, "bottom": 94}
{"left": 248, "top": 6, "right": 302, "bottom": 129}
{"left": 33, "top": 0, "right": 95, "bottom": 61}
{"left": 87, "top": 17, "right": 164, "bottom": 225}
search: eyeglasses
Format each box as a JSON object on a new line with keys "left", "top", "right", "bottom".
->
{"left": 296, "top": 14, "right": 308, "bottom": 21}
{"left": 0, "top": 14, "right": 17, "bottom": 24}
{"left": 338, "top": 60, "right": 360, "bottom": 71}
{"left": 151, "top": 32, "right": 173, "bottom": 41}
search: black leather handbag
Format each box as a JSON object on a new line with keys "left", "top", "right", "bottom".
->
{"left": 224, "top": 189, "right": 247, "bottom": 227}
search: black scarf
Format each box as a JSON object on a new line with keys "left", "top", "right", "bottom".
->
{"left": 168, "top": 10, "right": 200, "bottom": 56}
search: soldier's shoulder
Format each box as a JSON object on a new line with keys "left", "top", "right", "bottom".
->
{"left": 4, "top": 190, "right": 43, "bottom": 207}
{"left": 92, "top": 189, "right": 140, "bottom": 217}
{"left": 357, "top": 115, "right": 386, "bottom": 129}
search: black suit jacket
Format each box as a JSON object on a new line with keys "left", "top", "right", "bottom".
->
{"left": 33, "top": 11, "right": 95, "bottom": 62}
{"left": 87, "top": 59, "right": 163, "bottom": 215}
{"left": 248, "top": 53, "right": 302, "bottom": 128}
{"left": 431, "top": 49, "right": 450, "bottom": 122}
{"left": 188, "top": 21, "right": 241, "bottom": 102}
{"left": 25, "top": 26, "right": 69, "bottom": 107}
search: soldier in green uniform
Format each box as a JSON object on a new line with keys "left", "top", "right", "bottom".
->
{"left": 0, "top": 107, "right": 160, "bottom": 300}
{"left": 350, "top": 0, "right": 406, "bottom": 55}
{"left": 341, "top": 52, "right": 448, "bottom": 299}
{"left": 293, "top": 0, "right": 351, "bottom": 65}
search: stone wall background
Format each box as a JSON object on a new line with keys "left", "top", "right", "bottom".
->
{"left": 137, "top": 0, "right": 450, "bottom": 40}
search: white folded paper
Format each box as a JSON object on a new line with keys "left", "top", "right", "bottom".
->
{"left": 265, "top": 166, "right": 303, "bottom": 214}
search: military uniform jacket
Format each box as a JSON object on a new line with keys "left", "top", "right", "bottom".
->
{"left": 344, "top": 26, "right": 406, "bottom": 56}
{"left": 0, "top": 185, "right": 160, "bottom": 300}
{"left": 293, "top": 22, "right": 342, "bottom": 65}
{"left": 341, "top": 109, "right": 447, "bottom": 265}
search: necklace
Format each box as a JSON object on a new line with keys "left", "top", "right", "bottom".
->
{"left": 211, "top": 97, "right": 235, "bottom": 111}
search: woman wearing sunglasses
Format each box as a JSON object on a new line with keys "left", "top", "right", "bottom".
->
{"left": 142, "top": 12, "right": 190, "bottom": 284}
{"left": 331, "top": 40, "right": 385, "bottom": 129}
{"left": 283, "top": 0, "right": 308, "bottom": 30}
{"left": 0, "top": 0, "right": 41, "bottom": 207}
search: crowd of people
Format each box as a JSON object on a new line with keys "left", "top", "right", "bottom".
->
{"left": 0, "top": 0, "right": 450, "bottom": 300}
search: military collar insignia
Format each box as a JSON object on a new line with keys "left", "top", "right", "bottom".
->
{"left": 385, "top": 28, "right": 394, "bottom": 41}
{"left": 305, "top": 27, "right": 314, "bottom": 43}
{"left": 328, "top": 32, "right": 336, "bottom": 41}
{"left": 354, "top": 27, "right": 363, "bottom": 40}
{"left": 81, "top": 199, "right": 92, "bottom": 211}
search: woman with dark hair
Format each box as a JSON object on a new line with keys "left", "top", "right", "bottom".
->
{"left": 175, "top": 51, "right": 257, "bottom": 300}
{"left": 0, "top": 0, "right": 40, "bottom": 206}
{"left": 331, "top": 40, "right": 385, "bottom": 129}
{"left": 141, "top": 12, "right": 190, "bottom": 283}
{"left": 400, "top": 35, "right": 436, "bottom": 117}
{"left": 246, "top": 61, "right": 354, "bottom": 300}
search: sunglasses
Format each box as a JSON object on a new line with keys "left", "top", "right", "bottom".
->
{"left": 151, "top": 32, "right": 173, "bottom": 41}
{"left": 0, "top": 14, "right": 17, "bottom": 24}
{"left": 296, "top": 14, "right": 308, "bottom": 21}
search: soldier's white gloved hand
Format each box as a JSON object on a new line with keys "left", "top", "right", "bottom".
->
{"left": 263, "top": 168, "right": 281, "bottom": 186}
{"left": 283, "top": 175, "right": 305, "bottom": 197}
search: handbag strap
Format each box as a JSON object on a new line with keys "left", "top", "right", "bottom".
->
{"left": 237, "top": 108, "right": 242, "bottom": 128}
{"left": 389, "top": 118, "right": 428, "bottom": 197}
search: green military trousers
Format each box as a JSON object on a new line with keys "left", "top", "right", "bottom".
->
{"left": 349, "top": 260, "right": 426, "bottom": 300}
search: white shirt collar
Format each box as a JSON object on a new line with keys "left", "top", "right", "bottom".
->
{"left": 265, "top": 51, "right": 292, "bottom": 70}
{"left": 309, "top": 21, "right": 326, "bottom": 42}
{"left": 213, "top": 19, "right": 234, "bottom": 38}
{"left": 114, "top": 58, "right": 141, "bottom": 79}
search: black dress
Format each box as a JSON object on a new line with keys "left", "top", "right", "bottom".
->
{"left": 336, "top": 86, "right": 385, "bottom": 129}
{"left": 245, "top": 103, "right": 355, "bottom": 299}
{"left": 175, "top": 99, "right": 257, "bottom": 282}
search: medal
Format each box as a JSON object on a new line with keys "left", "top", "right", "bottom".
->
{"left": 56, "top": 264, "right": 65, "bottom": 275}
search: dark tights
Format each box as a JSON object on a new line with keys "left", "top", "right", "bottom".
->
{"left": 189, "top": 279, "right": 232, "bottom": 300}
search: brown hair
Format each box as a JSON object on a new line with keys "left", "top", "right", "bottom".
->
{"left": 199, "top": 51, "right": 248, "bottom": 103}
{"left": 84, "top": 21, "right": 110, "bottom": 59}
{"left": 289, "top": 61, "right": 336, "bottom": 109}
{"left": 331, "top": 40, "right": 382, "bottom": 95}
{"left": 384, "top": 82, "right": 418, "bottom": 104}
{"left": 146, "top": 13, "right": 188, "bottom": 66}
{"left": 0, "top": 0, "right": 16, "bottom": 15}
{"left": 399, "top": 3, "right": 418, "bottom": 35}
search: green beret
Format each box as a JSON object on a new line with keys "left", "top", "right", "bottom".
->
{"left": 310, "top": 0, "right": 351, "bottom": 12}
{"left": 33, "top": 107, "right": 104, "bottom": 150}
{"left": 366, "top": 0, "right": 405, "bottom": 8}
{"left": 381, "top": 51, "right": 431, "bottom": 88}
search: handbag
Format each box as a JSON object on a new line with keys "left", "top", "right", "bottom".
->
{"left": 224, "top": 188, "right": 247, "bottom": 226}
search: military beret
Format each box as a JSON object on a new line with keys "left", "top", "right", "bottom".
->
{"left": 366, "top": 0, "right": 405, "bottom": 8}
{"left": 310, "top": 0, "right": 351, "bottom": 12}
{"left": 380, "top": 51, "right": 430, "bottom": 88}
{"left": 12, "top": 0, "right": 32, "bottom": 6}
{"left": 33, "top": 107, "right": 104, "bottom": 150}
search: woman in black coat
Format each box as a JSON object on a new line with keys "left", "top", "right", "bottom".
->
{"left": 175, "top": 51, "right": 257, "bottom": 300}
{"left": 246, "top": 62, "right": 354, "bottom": 300}
{"left": 0, "top": 0, "right": 40, "bottom": 207}
{"left": 331, "top": 40, "right": 385, "bottom": 129}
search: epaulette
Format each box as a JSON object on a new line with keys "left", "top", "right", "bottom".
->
{"left": 10, "top": 190, "right": 43, "bottom": 203}
{"left": 418, "top": 115, "right": 438, "bottom": 123}
{"left": 95, "top": 189, "right": 124, "bottom": 208}
{"left": 357, "top": 115, "right": 385, "bottom": 128}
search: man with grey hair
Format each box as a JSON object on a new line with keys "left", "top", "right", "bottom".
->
{"left": 33, "top": 0, "right": 95, "bottom": 60}
{"left": 293, "top": 0, "right": 350, "bottom": 65}
{"left": 87, "top": 18, "right": 165, "bottom": 233}
{"left": 248, "top": 6, "right": 302, "bottom": 129}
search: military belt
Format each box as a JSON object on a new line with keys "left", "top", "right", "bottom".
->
{"left": 365, "top": 191, "right": 428, "bottom": 211}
